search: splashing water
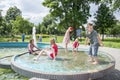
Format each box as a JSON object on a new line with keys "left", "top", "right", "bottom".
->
{"left": 32, "top": 26, "right": 37, "bottom": 47}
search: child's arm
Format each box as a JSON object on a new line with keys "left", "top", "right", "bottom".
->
{"left": 77, "top": 42, "right": 79, "bottom": 47}
{"left": 97, "top": 34, "right": 103, "bottom": 46}
{"left": 85, "top": 37, "right": 89, "bottom": 45}
{"left": 51, "top": 47, "right": 56, "bottom": 61}
{"left": 28, "top": 44, "right": 33, "bottom": 53}
{"left": 34, "top": 45, "right": 41, "bottom": 50}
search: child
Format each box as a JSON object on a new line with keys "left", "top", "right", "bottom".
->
{"left": 28, "top": 39, "right": 40, "bottom": 54}
{"left": 85, "top": 23, "right": 103, "bottom": 64}
{"left": 63, "top": 27, "right": 74, "bottom": 52}
{"left": 72, "top": 38, "right": 79, "bottom": 52}
{"left": 34, "top": 38, "right": 58, "bottom": 61}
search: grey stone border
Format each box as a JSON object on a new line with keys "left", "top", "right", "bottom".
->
{"left": 0, "top": 55, "right": 13, "bottom": 69}
{"left": 11, "top": 50, "right": 115, "bottom": 80}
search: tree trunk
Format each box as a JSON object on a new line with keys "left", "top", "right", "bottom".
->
{"left": 102, "top": 28, "right": 104, "bottom": 41}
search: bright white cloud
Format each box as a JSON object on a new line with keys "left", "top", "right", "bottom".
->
{"left": 87, "top": 4, "right": 98, "bottom": 23}
{"left": 0, "top": 0, "right": 119, "bottom": 25}
{"left": 0, "top": 0, "right": 49, "bottom": 25}
{"left": 88, "top": 3, "right": 120, "bottom": 23}
{"left": 114, "top": 11, "right": 120, "bottom": 20}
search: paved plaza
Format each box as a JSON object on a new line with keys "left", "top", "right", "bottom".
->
{"left": 96, "top": 47, "right": 120, "bottom": 80}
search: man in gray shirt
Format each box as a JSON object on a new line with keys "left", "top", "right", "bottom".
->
{"left": 85, "top": 23, "right": 103, "bottom": 64}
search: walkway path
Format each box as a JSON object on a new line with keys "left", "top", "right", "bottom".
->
{"left": 96, "top": 47, "right": 120, "bottom": 80}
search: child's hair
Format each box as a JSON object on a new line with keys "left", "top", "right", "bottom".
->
{"left": 30, "top": 39, "right": 34, "bottom": 44}
{"left": 75, "top": 37, "right": 80, "bottom": 41}
{"left": 50, "top": 38, "right": 55, "bottom": 45}
{"left": 68, "top": 27, "right": 74, "bottom": 31}
{"left": 87, "top": 23, "right": 93, "bottom": 26}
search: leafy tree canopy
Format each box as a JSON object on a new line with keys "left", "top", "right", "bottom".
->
{"left": 5, "top": 6, "right": 22, "bottom": 23}
{"left": 94, "top": 3, "right": 116, "bottom": 40}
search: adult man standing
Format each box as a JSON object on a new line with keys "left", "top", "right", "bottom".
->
{"left": 85, "top": 23, "right": 103, "bottom": 64}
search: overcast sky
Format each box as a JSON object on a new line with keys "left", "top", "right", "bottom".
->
{"left": 0, "top": 0, "right": 49, "bottom": 24}
{"left": 0, "top": 0, "right": 120, "bottom": 25}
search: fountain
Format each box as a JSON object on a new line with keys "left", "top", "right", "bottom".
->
{"left": 32, "top": 26, "right": 37, "bottom": 46}
{"left": 11, "top": 48, "right": 115, "bottom": 80}
{"left": 0, "top": 26, "right": 115, "bottom": 80}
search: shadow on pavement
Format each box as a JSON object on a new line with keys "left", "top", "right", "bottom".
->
{"left": 95, "top": 69, "right": 120, "bottom": 80}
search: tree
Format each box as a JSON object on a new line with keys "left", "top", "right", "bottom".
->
{"left": 11, "top": 16, "right": 33, "bottom": 34}
{"left": 0, "top": 10, "right": 9, "bottom": 35}
{"left": 94, "top": 3, "right": 116, "bottom": 40}
{"left": 0, "top": 10, "right": 3, "bottom": 35}
{"left": 37, "top": 23, "right": 46, "bottom": 34}
{"left": 5, "top": 6, "right": 22, "bottom": 23}
{"left": 4, "top": 6, "right": 22, "bottom": 35}
{"left": 43, "top": 0, "right": 92, "bottom": 39}
{"left": 101, "top": 0, "right": 120, "bottom": 10}
{"left": 39, "top": 14, "right": 57, "bottom": 34}
{"left": 0, "top": 10, "right": 2, "bottom": 26}
{"left": 110, "top": 22, "right": 120, "bottom": 37}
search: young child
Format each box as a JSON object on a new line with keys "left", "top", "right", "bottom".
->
{"left": 34, "top": 38, "right": 58, "bottom": 61}
{"left": 72, "top": 38, "right": 79, "bottom": 52}
{"left": 85, "top": 23, "right": 103, "bottom": 64}
{"left": 63, "top": 27, "right": 74, "bottom": 52}
{"left": 28, "top": 39, "right": 40, "bottom": 54}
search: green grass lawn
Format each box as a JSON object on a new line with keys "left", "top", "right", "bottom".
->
{"left": 103, "top": 38, "right": 120, "bottom": 48}
{"left": 0, "top": 35, "right": 120, "bottom": 48}
{"left": 0, "top": 68, "right": 28, "bottom": 80}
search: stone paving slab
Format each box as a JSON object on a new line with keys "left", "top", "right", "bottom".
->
{"left": 95, "top": 47, "right": 120, "bottom": 80}
{"left": 99, "top": 47, "right": 120, "bottom": 70}
{"left": 95, "top": 69, "right": 120, "bottom": 80}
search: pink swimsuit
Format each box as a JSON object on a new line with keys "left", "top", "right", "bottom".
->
{"left": 28, "top": 43, "right": 35, "bottom": 54}
{"left": 50, "top": 44, "right": 58, "bottom": 59}
{"left": 73, "top": 41, "right": 79, "bottom": 48}
{"left": 63, "top": 30, "right": 70, "bottom": 44}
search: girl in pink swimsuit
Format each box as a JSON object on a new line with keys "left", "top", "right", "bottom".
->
{"left": 34, "top": 38, "right": 58, "bottom": 61}
{"left": 63, "top": 27, "right": 74, "bottom": 52}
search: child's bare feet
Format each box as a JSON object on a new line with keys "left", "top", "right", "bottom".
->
{"left": 92, "top": 61, "right": 98, "bottom": 65}
{"left": 88, "top": 58, "right": 94, "bottom": 62}
{"left": 33, "top": 57, "right": 38, "bottom": 61}
{"left": 73, "top": 52, "right": 77, "bottom": 56}
{"left": 65, "top": 49, "right": 68, "bottom": 53}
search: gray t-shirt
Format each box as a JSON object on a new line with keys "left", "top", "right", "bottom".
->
{"left": 86, "top": 30, "right": 98, "bottom": 44}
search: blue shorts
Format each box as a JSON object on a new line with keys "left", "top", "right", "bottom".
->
{"left": 88, "top": 43, "right": 99, "bottom": 57}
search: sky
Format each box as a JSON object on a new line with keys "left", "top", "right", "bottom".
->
{"left": 0, "top": 0, "right": 49, "bottom": 24}
{"left": 0, "top": 0, "right": 120, "bottom": 25}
